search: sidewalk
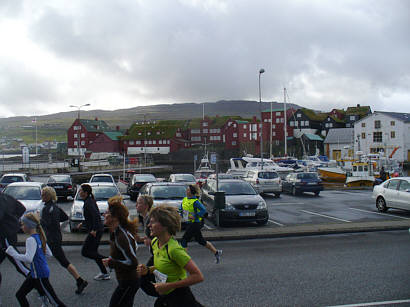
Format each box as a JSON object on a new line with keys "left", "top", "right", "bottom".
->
{"left": 16, "top": 220, "right": 410, "bottom": 246}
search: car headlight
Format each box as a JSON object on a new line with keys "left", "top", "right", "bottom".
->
{"left": 257, "top": 201, "right": 267, "bottom": 210}
{"left": 224, "top": 202, "right": 235, "bottom": 211}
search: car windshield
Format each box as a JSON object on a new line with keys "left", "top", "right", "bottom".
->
{"left": 297, "top": 173, "right": 318, "bottom": 180}
{"left": 258, "top": 172, "right": 278, "bottom": 179}
{"left": 218, "top": 182, "right": 256, "bottom": 195}
{"left": 151, "top": 186, "right": 187, "bottom": 199}
{"left": 76, "top": 186, "right": 119, "bottom": 200}
{"left": 174, "top": 175, "right": 195, "bottom": 182}
{"left": 1, "top": 176, "right": 24, "bottom": 183}
{"left": 91, "top": 176, "right": 113, "bottom": 183}
{"left": 134, "top": 175, "right": 156, "bottom": 182}
{"left": 49, "top": 176, "right": 70, "bottom": 183}
{"left": 4, "top": 186, "right": 41, "bottom": 200}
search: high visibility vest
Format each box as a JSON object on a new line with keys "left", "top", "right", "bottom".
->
{"left": 182, "top": 197, "right": 202, "bottom": 223}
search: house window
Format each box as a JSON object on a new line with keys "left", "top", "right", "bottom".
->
{"left": 276, "top": 112, "right": 281, "bottom": 116}
{"left": 391, "top": 131, "right": 395, "bottom": 138}
{"left": 138, "top": 132, "right": 142, "bottom": 136}
{"left": 361, "top": 123, "right": 365, "bottom": 127}
{"left": 136, "top": 140, "right": 141, "bottom": 144}
{"left": 390, "top": 121, "right": 395, "bottom": 126}
{"left": 276, "top": 118, "right": 280, "bottom": 123}
{"left": 374, "top": 120, "right": 381, "bottom": 129}
{"left": 176, "top": 132, "right": 181, "bottom": 137}
{"left": 290, "top": 121, "right": 294, "bottom": 127}
{"left": 325, "top": 123, "right": 328, "bottom": 128}
{"left": 361, "top": 133, "right": 366, "bottom": 139}
{"left": 329, "top": 123, "right": 333, "bottom": 128}
{"left": 350, "top": 116, "right": 355, "bottom": 121}
{"left": 81, "top": 133, "right": 85, "bottom": 138}
{"left": 305, "top": 121, "right": 309, "bottom": 126}
{"left": 81, "top": 141, "right": 85, "bottom": 145}
{"left": 129, "top": 140, "right": 134, "bottom": 145}
{"left": 153, "top": 140, "right": 156, "bottom": 144}
{"left": 74, "top": 141, "right": 78, "bottom": 146}
{"left": 203, "top": 122, "right": 208, "bottom": 127}
{"left": 191, "top": 129, "right": 200, "bottom": 134}
{"left": 233, "top": 124, "right": 236, "bottom": 128}
{"left": 373, "top": 132, "right": 382, "bottom": 142}
{"left": 243, "top": 125, "right": 247, "bottom": 129}
{"left": 346, "top": 123, "right": 351, "bottom": 127}
{"left": 233, "top": 133, "right": 237, "bottom": 138}
{"left": 243, "top": 133, "right": 247, "bottom": 138}
{"left": 272, "top": 132, "right": 276, "bottom": 136}
{"left": 74, "top": 133, "right": 78, "bottom": 138}
{"left": 232, "top": 141, "right": 237, "bottom": 145}
{"left": 281, "top": 118, "right": 284, "bottom": 123}
{"left": 191, "top": 136, "right": 201, "bottom": 141}
{"left": 157, "top": 131, "right": 160, "bottom": 135}
{"left": 159, "top": 140, "right": 162, "bottom": 144}
{"left": 167, "top": 140, "right": 170, "bottom": 144}
{"left": 297, "top": 113, "right": 301, "bottom": 118}
{"left": 272, "top": 124, "right": 276, "bottom": 129}
{"left": 275, "top": 140, "right": 280, "bottom": 145}
{"left": 147, "top": 132, "right": 151, "bottom": 136}
{"left": 203, "top": 129, "right": 208, "bottom": 133}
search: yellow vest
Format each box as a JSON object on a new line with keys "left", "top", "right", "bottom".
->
{"left": 182, "top": 197, "right": 202, "bottom": 222}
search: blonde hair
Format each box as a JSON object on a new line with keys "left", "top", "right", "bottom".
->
{"left": 149, "top": 205, "right": 181, "bottom": 236}
{"left": 42, "top": 186, "right": 57, "bottom": 202}
{"left": 138, "top": 195, "right": 154, "bottom": 210}
{"left": 108, "top": 195, "right": 138, "bottom": 235}
{"left": 188, "top": 184, "right": 200, "bottom": 197}
{"left": 24, "top": 212, "right": 47, "bottom": 253}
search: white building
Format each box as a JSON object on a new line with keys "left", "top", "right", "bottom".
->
{"left": 323, "top": 128, "right": 354, "bottom": 160}
{"left": 354, "top": 111, "right": 410, "bottom": 162}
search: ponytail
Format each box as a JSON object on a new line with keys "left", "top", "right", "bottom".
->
{"left": 23, "top": 212, "right": 48, "bottom": 254}
{"left": 37, "top": 224, "right": 47, "bottom": 254}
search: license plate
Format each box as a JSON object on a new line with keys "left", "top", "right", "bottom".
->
{"left": 54, "top": 185, "right": 63, "bottom": 189}
{"left": 239, "top": 212, "right": 255, "bottom": 217}
{"left": 308, "top": 182, "right": 316, "bottom": 185}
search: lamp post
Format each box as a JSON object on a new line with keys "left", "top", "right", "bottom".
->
{"left": 259, "top": 68, "right": 265, "bottom": 169}
{"left": 69, "top": 103, "right": 90, "bottom": 168}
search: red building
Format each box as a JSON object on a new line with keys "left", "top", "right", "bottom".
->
{"left": 261, "top": 108, "right": 295, "bottom": 145}
{"left": 85, "top": 131, "right": 123, "bottom": 159}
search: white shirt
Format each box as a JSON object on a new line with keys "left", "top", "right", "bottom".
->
{"left": 6, "top": 236, "right": 52, "bottom": 264}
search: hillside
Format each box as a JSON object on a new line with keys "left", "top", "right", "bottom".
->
{"left": 0, "top": 100, "right": 300, "bottom": 144}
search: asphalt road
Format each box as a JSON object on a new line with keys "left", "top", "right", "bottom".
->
{"left": 1, "top": 231, "right": 409, "bottom": 306}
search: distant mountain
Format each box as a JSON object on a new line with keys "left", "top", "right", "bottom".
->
{"left": 0, "top": 100, "right": 301, "bottom": 129}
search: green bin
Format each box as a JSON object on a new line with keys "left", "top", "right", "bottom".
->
{"left": 214, "top": 191, "right": 225, "bottom": 209}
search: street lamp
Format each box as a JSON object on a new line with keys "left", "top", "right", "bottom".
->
{"left": 69, "top": 103, "right": 90, "bottom": 163}
{"left": 259, "top": 68, "right": 265, "bottom": 170}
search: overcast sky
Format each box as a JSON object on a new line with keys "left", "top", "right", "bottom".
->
{"left": 0, "top": 0, "right": 409, "bottom": 118}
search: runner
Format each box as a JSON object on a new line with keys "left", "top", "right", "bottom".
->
{"left": 77, "top": 184, "right": 109, "bottom": 281}
{"left": 136, "top": 195, "right": 153, "bottom": 249}
{"left": 6, "top": 212, "right": 66, "bottom": 307}
{"left": 180, "top": 184, "right": 222, "bottom": 263}
{"left": 102, "top": 195, "right": 140, "bottom": 307}
{"left": 40, "top": 186, "right": 88, "bottom": 294}
{"left": 137, "top": 205, "right": 204, "bottom": 306}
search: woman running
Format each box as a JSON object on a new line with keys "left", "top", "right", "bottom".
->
{"left": 6, "top": 212, "right": 66, "bottom": 307}
{"left": 180, "top": 184, "right": 222, "bottom": 263}
{"left": 102, "top": 195, "right": 140, "bottom": 307}
{"left": 137, "top": 205, "right": 204, "bottom": 307}
{"left": 40, "top": 186, "right": 88, "bottom": 294}
{"left": 78, "top": 183, "right": 109, "bottom": 281}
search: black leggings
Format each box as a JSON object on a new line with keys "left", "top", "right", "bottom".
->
{"left": 154, "top": 287, "right": 203, "bottom": 307}
{"left": 81, "top": 231, "right": 107, "bottom": 274}
{"left": 109, "top": 279, "right": 140, "bottom": 307}
{"left": 16, "top": 276, "right": 66, "bottom": 307}
{"left": 49, "top": 242, "right": 70, "bottom": 268}
{"left": 181, "top": 222, "right": 207, "bottom": 248}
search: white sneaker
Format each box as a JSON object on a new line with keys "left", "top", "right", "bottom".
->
{"left": 39, "top": 296, "right": 50, "bottom": 307}
{"left": 94, "top": 273, "right": 110, "bottom": 281}
{"left": 215, "top": 250, "right": 222, "bottom": 264}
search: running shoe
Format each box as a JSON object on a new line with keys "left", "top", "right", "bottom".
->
{"left": 75, "top": 279, "right": 88, "bottom": 294}
{"left": 215, "top": 250, "right": 222, "bottom": 264}
{"left": 93, "top": 273, "right": 110, "bottom": 281}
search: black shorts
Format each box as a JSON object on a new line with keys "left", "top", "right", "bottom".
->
{"left": 181, "top": 222, "right": 206, "bottom": 248}
{"left": 49, "top": 242, "right": 70, "bottom": 268}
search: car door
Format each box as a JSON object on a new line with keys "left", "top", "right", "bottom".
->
{"left": 384, "top": 179, "right": 400, "bottom": 207}
{"left": 396, "top": 180, "right": 410, "bottom": 210}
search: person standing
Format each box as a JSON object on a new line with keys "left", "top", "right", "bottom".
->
{"left": 40, "top": 186, "right": 88, "bottom": 294}
{"left": 180, "top": 184, "right": 222, "bottom": 263}
{"left": 137, "top": 205, "right": 204, "bottom": 307}
{"left": 379, "top": 166, "right": 387, "bottom": 182}
{"left": 102, "top": 195, "right": 140, "bottom": 307}
{"left": 6, "top": 212, "right": 66, "bottom": 307}
{"left": 136, "top": 195, "right": 154, "bottom": 248}
{"left": 78, "top": 184, "right": 109, "bottom": 281}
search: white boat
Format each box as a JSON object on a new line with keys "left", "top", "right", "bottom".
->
{"left": 227, "top": 156, "right": 294, "bottom": 179}
{"left": 345, "top": 162, "right": 375, "bottom": 187}
{"left": 194, "top": 152, "right": 215, "bottom": 182}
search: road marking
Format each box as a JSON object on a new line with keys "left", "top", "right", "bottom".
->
{"left": 268, "top": 219, "right": 284, "bottom": 226}
{"left": 270, "top": 202, "right": 305, "bottom": 206}
{"left": 349, "top": 207, "right": 410, "bottom": 220}
{"left": 325, "top": 298, "right": 410, "bottom": 307}
{"left": 203, "top": 224, "right": 214, "bottom": 230}
{"left": 300, "top": 210, "right": 351, "bottom": 223}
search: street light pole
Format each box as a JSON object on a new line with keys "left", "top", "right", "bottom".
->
{"left": 69, "top": 103, "right": 90, "bottom": 169}
{"left": 259, "top": 68, "right": 265, "bottom": 170}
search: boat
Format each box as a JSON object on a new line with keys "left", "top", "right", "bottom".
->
{"left": 194, "top": 151, "right": 215, "bottom": 186}
{"left": 317, "top": 166, "right": 347, "bottom": 182}
{"left": 345, "top": 161, "right": 375, "bottom": 187}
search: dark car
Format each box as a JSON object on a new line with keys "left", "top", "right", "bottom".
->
{"left": 201, "top": 179, "right": 269, "bottom": 227}
{"left": 46, "top": 175, "right": 77, "bottom": 200}
{"left": 282, "top": 172, "right": 323, "bottom": 196}
{"left": 127, "top": 174, "right": 157, "bottom": 200}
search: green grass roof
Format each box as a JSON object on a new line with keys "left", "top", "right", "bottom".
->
{"left": 104, "top": 131, "right": 123, "bottom": 141}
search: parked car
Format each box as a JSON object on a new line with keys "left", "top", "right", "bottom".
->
{"left": 127, "top": 174, "right": 157, "bottom": 201}
{"left": 168, "top": 173, "right": 196, "bottom": 185}
{"left": 201, "top": 179, "right": 269, "bottom": 226}
{"left": 2, "top": 182, "right": 45, "bottom": 214}
{"left": 0, "top": 173, "right": 30, "bottom": 192}
{"left": 243, "top": 170, "right": 282, "bottom": 197}
{"left": 282, "top": 172, "right": 323, "bottom": 196}
{"left": 46, "top": 175, "right": 76, "bottom": 200}
{"left": 89, "top": 173, "right": 116, "bottom": 184}
{"left": 372, "top": 177, "right": 410, "bottom": 212}
{"left": 69, "top": 183, "right": 121, "bottom": 232}
{"left": 207, "top": 173, "right": 235, "bottom": 180}
{"left": 138, "top": 182, "right": 187, "bottom": 210}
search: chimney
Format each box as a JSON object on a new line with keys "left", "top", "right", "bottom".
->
{"left": 116, "top": 125, "right": 120, "bottom": 131}
{"left": 356, "top": 104, "right": 360, "bottom": 107}
{"left": 253, "top": 116, "right": 257, "bottom": 122}
{"left": 95, "top": 117, "right": 98, "bottom": 121}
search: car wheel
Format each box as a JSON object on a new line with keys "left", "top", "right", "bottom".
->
{"left": 256, "top": 218, "right": 268, "bottom": 226}
{"left": 314, "top": 191, "right": 320, "bottom": 196}
{"left": 292, "top": 186, "right": 297, "bottom": 196}
{"left": 376, "top": 197, "right": 388, "bottom": 212}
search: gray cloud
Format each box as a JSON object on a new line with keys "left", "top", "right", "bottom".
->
{"left": 0, "top": 0, "right": 409, "bottom": 117}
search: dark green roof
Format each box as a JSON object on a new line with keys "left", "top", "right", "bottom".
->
{"left": 121, "top": 120, "right": 186, "bottom": 140}
{"left": 300, "top": 109, "right": 328, "bottom": 121}
{"left": 80, "top": 119, "right": 110, "bottom": 132}
{"left": 188, "top": 116, "right": 243, "bottom": 129}
{"left": 104, "top": 131, "right": 123, "bottom": 141}
{"left": 345, "top": 106, "right": 371, "bottom": 116}
{"left": 328, "top": 115, "right": 345, "bottom": 123}
{"left": 262, "top": 108, "right": 286, "bottom": 113}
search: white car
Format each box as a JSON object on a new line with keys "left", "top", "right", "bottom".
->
{"left": 69, "top": 183, "right": 121, "bottom": 232}
{"left": 89, "top": 174, "right": 116, "bottom": 184}
{"left": 372, "top": 177, "right": 410, "bottom": 212}
{"left": 0, "top": 173, "right": 31, "bottom": 192}
{"left": 2, "top": 182, "right": 45, "bottom": 214}
{"left": 243, "top": 169, "right": 282, "bottom": 197}
{"left": 169, "top": 173, "right": 196, "bottom": 185}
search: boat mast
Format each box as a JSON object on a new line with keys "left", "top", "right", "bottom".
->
{"left": 284, "top": 88, "right": 288, "bottom": 157}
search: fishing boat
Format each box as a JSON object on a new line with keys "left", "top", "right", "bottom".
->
{"left": 194, "top": 151, "right": 215, "bottom": 186}
{"left": 345, "top": 161, "right": 375, "bottom": 187}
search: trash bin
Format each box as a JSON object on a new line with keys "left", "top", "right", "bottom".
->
{"left": 214, "top": 191, "right": 225, "bottom": 209}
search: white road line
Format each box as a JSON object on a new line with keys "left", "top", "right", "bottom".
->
{"left": 268, "top": 219, "right": 284, "bottom": 226}
{"left": 325, "top": 298, "right": 410, "bottom": 307}
{"left": 349, "top": 207, "right": 410, "bottom": 220}
{"left": 300, "top": 210, "right": 351, "bottom": 223}
{"left": 271, "top": 202, "right": 305, "bottom": 206}
{"left": 203, "top": 224, "right": 214, "bottom": 230}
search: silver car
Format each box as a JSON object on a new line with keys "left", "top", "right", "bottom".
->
{"left": 243, "top": 170, "right": 282, "bottom": 197}
{"left": 138, "top": 182, "right": 187, "bottom": 209}
{"left": 2, "top": 182, "right": 45, "bottom": 214}
{"left": 69, "top": 183, "right": 121, "bottom": 232}
{"left": 372, "top": 177, "right": 410, "bottom": 212}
